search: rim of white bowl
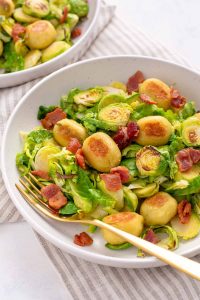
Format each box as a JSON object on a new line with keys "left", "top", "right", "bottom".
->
{"left": 2, "top": 55, "right": 200, "bottom": 268}
{"left": 0, "top": 0, "right": 101, "bottom": 81}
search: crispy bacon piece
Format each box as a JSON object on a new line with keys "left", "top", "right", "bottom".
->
{"left": 41, "top": 108, "right": 66, "bottom": 130}
{"left": 11, "top": 24, "right": 26, "bottom": 42}
{"left": 74, "top": 232, "right": 93, "bottom": 246}
{"left": 113, "top": 121, "right": 139, "bottom": 150}
{"left": 127, "top": 122, "right": 140, "bottom": 140}
{"left": 144, "top": 229, "right": 160, "bottom": 244}
{"left": 75, "top": 149, "right": 86, "bottom": 169}
{"left": 110, "top": 166, "right": 130, "bottom": 183}
{"left": 170, "top": 87, "right": 186, "bottom": 109}
{"left": 176, "top": 149, "right": 193, "bottom": 172}
{"left": 67, "top": 138, "right": 81, "bottom": 154}
{"left": 41, "top": 184, "right": 67, "bottom": 210}
{"left": 48, "top": 191, "right": 67, "bottom": 210}
{"left": 100, "top": 173, "right": 122, "bottom": 191}
{"left": 140, "top": 93, "right": 157, "bottom": 105}
{"left": 31, "top": 170, "right": 51, "bottom": 180}
{"left": 176, "top": 148, "right": 200, "bottom": 172}
{"left": 126, "top": 70, "right": 145, "bottom": 94}
{"left": 189, "top": 148, "right": 200, "bottom": 164}
{"left": 178, "top": 200, "right": 192, "bottom": 224}
{"left": 60, "top": 7, "right": 68, "bottom": 24}
{"left": 71, "top": 27, "right": 82, "bottom": 38}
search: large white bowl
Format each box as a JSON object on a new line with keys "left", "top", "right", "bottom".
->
{"left": 0, "top": 0, "right": 100, "bottom": 88}
{"left": 2, "top": 56, "right": 200, "bottom": 268}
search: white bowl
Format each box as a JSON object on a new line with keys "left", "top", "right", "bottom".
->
{"left": 2, "top": 56, "right": 200, "bottom": 268}
{"left": 0, "top": 0, "right": 100, "bottom": 88}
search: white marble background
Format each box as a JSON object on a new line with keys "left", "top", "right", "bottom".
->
{"left": 1, "top": 0, "right": 200, "bottom": 299}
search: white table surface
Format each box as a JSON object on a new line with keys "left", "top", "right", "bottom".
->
{"left": 1, "top": 1, "right": 200, "bottom": 299}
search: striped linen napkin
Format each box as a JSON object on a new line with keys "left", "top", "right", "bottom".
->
{"left": 1, "top": 1, "right": 200, "bottom": 299}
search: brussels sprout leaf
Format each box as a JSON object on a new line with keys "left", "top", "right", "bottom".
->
{"left": 37, "top": 105, "right": 57, "bottom": 120}
{"left": 59, "top": 201, "right": 78, "bottom": 215}
{"left": 1, "top": 42, "right": 24, "bottom": 72}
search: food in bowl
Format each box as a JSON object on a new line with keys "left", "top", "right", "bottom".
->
{"left": 0, "top": 0, "right": 89, "bottom": 72}
{"left": 16, "top": 70, "right": 200, "bottom": 253}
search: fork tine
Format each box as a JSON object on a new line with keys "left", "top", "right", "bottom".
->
{"left": 19, "top": 178, "right": 42, "bottom": 201}
{"left": 20, "top": 177, "right": 59, "bottom": 215}
{"left": 29, "top": 173, "right": 44, "bottom": 188}
{"left": 24, "top": 175, "right": 42, "bottom": 195}
{"left": 16, "top": 184, "right": 62, "bottom": 221}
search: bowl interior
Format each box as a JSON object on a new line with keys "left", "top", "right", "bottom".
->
{"left": 2, "top": 56, "right": 200, "bottom": 268}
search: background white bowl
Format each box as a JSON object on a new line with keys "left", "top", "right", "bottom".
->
{"left": 2, "top": 56, "right": 200, "bottom": 268}
{"left": 0, "top": 0, "right": 100, "bottom": 88}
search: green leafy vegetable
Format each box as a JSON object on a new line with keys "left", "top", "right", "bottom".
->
{"left": 120, "top": 158, "right": 139, "bottom": 177}
{"left": 69, "top": 168, "right": 116, "bottom": 212}
{"left": 60, "top": 88, "right": 80, "bottom": 118}
{"left": 16, "top": 152, "right": 30, "bottom": 175}
{"left": 138, "top": 225, "right": 178, "bottom": 257}
{"left": 69, "top": 0, "right": 89, "bottom": 17}
{"left": 105, "top": 242, "right": 132, "bottom": 250}
{"left": 27, "top": 129, "right": 53, "bottom": 144}
{"left": 131, "top": 103, "right": 177, "bottom": 123}
{"left": 178, "top": 102, "right": 196, "bottom": 120}
{"left": 122, "top": 144, "right": 142, "bottom": 158}
{"left": 0, "top": 42, "right": 24, "bottom": 72}
{"left": 172, "top": 177, "right": 200, "bottom": 196}
{"left": 37, "top": 105, "right": 57, "bottom": 120}
{"left": 59, "top": 201, "right": 78, "bottom": 215}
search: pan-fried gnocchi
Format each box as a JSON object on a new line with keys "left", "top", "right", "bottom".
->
{"left": 16, "top": 71, "right": 200, "bottom": 251}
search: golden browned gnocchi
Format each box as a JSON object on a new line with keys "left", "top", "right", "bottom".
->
{"left": 82, "top": 132, "right": 121, "bottom": 172}
{"left": 140, "top": 192, "right": 177, "bottom": 225}
{"left": 101, "top": 212, "right": 144, "bottom": 245}
{"left": 135, "top": 116, "right": 173, "bottom": 146}
{"left": 53, "top": 119, "right": 87, "bottom": 147}
{"left": 139, "top": 78, "right": 171, "bottom": 110}
{"left": 25, "top": 20, "right": 56, "bottom": 49}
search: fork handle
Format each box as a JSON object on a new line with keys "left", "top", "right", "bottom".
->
{"left": 94, "top": 219, "right": 200, "bottom": 281}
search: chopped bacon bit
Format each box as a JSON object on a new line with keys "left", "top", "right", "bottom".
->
{"left": 12, "top": 24, "right": 26, "bottom": 42}
{"left": 113, "top": 127, "right": 129, "bottom": 150}
{"left": 48, "top": 191, "right": 67, "bottom": 210}
{"left": 170, "top": 87, "right": 186, "bottom": 109}
{"left": 111, "top": 166, "right": 130, "bottom": 183}
{"left": 67, "top": 137, "right": 81, "bottom": 154}
{"left": 144, "top": 229, "right": 160, "bottom": 244}
{"left": 71, "top": 27, "right": 82, "bottom": 38}
{"left": 175, "top": 149, "right": 193, "bottom": 172}
{"left": 75, "top": 149, "right": 86, "bottom": 169}
{"left": 127, "top": 122, "right": 140, "bottom": 140}
{"left": 113, "top": 121, "right": 139, "bottom": 150}
{"left": 178, "top": 200, "right": 192, "bottom": 224}
{"left": 31, "top": 170, "right": 51, "bottom": 180}
{"left": 74, "top": 232, "right": 93, "bottom": 246}
{"left": 126, "top": 70, "right": 145, "bottom": 94}
{"left": 60, "top": 6, "right": 68, "bottom": 24}
{"left": 41, "top": 184, "right": 67, "bottom": 210}
{"left": 176, "top": 148, "right": 200, "bottom": 172}
{"left": 41, "top": 108, "right": 66, "bottom": 130}
{"left": 189, "top": 148, "right": 200, "bottom": 163}
{"left": 140, "top": 93, "right": 157, "bottom": 105}
{"left": 100, "top": 173, "right": 122, "bottom": 191}
{"left": 56, "top": 173, "right": 76, "bottom": 179}
{"left": 41, "top": 184, "right": 60, "bottom": 200}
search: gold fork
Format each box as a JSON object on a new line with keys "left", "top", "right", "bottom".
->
{"left": 16, "top": 173, "right": 200, "bottom": 281}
